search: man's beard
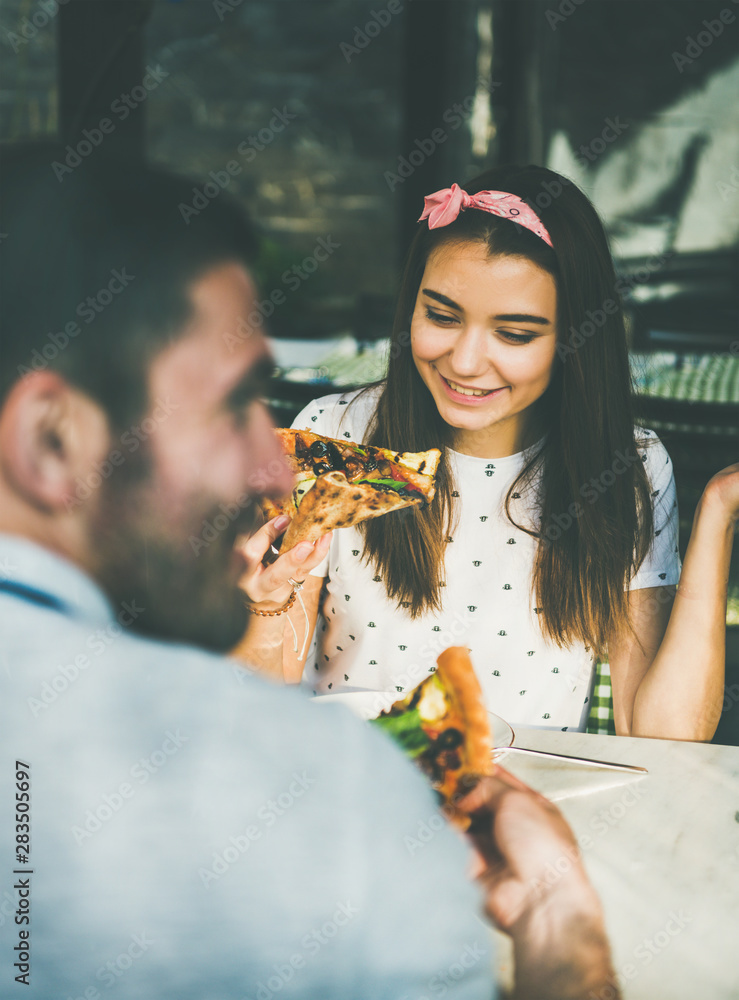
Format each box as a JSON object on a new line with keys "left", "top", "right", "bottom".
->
{"left": 88, "top": 452, "right": 261, "bottom": 653}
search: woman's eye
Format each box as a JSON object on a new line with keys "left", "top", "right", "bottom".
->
{"left": 498, "top": 330, "right": 535, "bottom": 345}
{"left": 425, "top": 306, "right": 457, "bottom": 326}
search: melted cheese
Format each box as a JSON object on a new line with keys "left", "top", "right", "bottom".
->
{"left": 293, "top": 477, "right": 316, "bottom": 507}
{"left": 417, "top": 674, "right": 449, "bottom": 723}
{"left": 396, "top": 448, "right": 441, "bottom": 477}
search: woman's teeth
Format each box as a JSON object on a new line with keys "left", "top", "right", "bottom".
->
{"left": 446, "top": 377, "right": 493, "bottom": 397}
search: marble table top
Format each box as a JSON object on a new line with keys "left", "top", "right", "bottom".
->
{"left": 493, "top": 728, "right": 739, "bottom": 999}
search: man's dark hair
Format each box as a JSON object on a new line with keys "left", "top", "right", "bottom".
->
{"left": 0, "top": 144, "right": 259, "bottom": 428}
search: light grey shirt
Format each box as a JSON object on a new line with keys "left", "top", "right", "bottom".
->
{"left": 0, "top": 534, "right": 495, "bottom": 998}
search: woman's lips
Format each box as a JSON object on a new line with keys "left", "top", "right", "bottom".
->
{"left": 438, "top": 372, "right": 508, "bottom": 405}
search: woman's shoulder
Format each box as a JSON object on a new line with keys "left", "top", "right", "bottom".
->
{"left": 633, "top": 426, "right": 671, "bottom": 461}
{"left": 291, "top": 383, "right": 384, "bottom": 442}
{"left": 633, "top": 425, "right": 675, "bottom": 488}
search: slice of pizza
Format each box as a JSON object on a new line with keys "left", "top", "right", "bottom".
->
{"left": 262, "top": 428, "right": 441, "bottom": 551}
{"left": 370, "top": 647, "right": 494, "bottom": 827}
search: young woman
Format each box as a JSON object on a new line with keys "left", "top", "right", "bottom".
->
{"left": 238, "top": 165, "right": 739, "bottom": 740}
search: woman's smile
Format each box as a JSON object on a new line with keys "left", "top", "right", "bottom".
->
{"left": 436, "top": 370, "right": 510, "bottom": 403}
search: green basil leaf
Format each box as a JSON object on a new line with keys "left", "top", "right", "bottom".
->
{"left": 370, "top": 707, "right": 431, "bottom": 758}
{"left": 356, "top": 477, "right": 408, "bottom": 489}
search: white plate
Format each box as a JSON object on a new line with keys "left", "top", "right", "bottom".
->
{"left": 311, "top": 690, "right": 515, "bottom": 752}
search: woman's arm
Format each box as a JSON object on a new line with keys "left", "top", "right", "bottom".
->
{"left": 232, "top": 575, "right": 325, "bottom": 683}
{"left": 609, "top": 465, "right": 739, "bottom": 741}
{"left": 231, "top": 515, "right": 329, "bottom": 683}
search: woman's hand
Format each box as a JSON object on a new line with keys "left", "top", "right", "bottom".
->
{"left": 236, "top": 514, "right": 332, "bottom": 610}
{"left": 702, "top": 463, "right": 739, "bottom": 526}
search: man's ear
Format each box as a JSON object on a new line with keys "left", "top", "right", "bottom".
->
{"left": 0, "top": 371, "right": 111, "bottom": 512}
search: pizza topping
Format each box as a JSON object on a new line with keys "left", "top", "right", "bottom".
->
{"left": 417, "top": 674, "right": 448, "bottom": 723}
{"left": 435, "top": 727, "right": 464, "bottom": 750}
{"left": 436, "top": 748, "right": 462, "bottom": 771}
{"left": 292, "top": 478, "right": 317, "bottom": 507}
{"left": 369, "top": 648, "right": 494, "bottom": 829}
{"left": 371, "top": 707, "right": 432, "bottom": 758}
{"left": 309, "top": 438, "right": 344, "bottom": 469}
{"left": 354, "top": 475, "right": 425, "bottom": 502}
{"left": 289, "top": 432, "right": 433, "bottom": 499}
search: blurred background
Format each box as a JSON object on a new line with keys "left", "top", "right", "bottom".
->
{"left": 1, "top": 0, "right": 737, "bottom": 738}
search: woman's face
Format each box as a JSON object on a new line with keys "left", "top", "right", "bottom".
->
{"left": 410, "top": 241, "right": 559, "bottom": 457}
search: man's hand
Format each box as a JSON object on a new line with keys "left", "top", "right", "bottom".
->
{"left": 458, "top": 770, "right": 620, "bottom": 1000}
{"left": 236, "top": 514, "right": 331, "bottom": 611}
{"left": 458, "top": 769, "right": 590, "bottom": 930}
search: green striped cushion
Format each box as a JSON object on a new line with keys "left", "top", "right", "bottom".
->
{"left": 586, "top": 660, "right": 616, "bottom": 735}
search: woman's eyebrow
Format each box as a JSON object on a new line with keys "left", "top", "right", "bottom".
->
{"left": 422, "top": 289, "right": 551, "bottom": 326}
{"left": 494, "top": 313, "right": 551, "bottom": 326}
{"left": 422, "top": 289, "right": 461, "bottom": 309}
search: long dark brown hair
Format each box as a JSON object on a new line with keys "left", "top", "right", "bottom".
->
{"left": 356, "top": 164, "right": 654, "bottom": 657}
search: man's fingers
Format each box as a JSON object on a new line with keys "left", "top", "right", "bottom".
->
{"left": 457, "top": 770, "right": 539, "bottom": 815}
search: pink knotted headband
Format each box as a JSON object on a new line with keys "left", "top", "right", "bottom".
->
{"left": 418, "top": 183, "right": 553, "bottom": 248}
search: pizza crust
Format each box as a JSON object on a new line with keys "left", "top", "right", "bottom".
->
{"left": 280, "top": 470, "right": 422, "bottom": 550}
{"left": 436, "top": 647, "right": 494, "bottom": 778}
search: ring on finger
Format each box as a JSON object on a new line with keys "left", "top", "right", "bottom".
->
{"left": 287, "top": 577, "right": 305, "bottom": 591}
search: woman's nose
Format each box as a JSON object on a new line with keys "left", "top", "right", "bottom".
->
{"left": 448, "top": 325, "right": 489, "bottom": 377}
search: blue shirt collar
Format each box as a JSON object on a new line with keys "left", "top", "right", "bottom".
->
{"left": 0, "top": 533, "right": 116, "bottom": 624}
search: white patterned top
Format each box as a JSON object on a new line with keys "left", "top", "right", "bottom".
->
{"left": 295, "top": 387, "right": 681, "bottom": 732}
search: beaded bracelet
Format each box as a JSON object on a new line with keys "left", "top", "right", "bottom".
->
{"left": 246, "top": 590, "right": 297, "bottom": 617}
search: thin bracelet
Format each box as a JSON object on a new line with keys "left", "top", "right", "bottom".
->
{"left": 246, "top": 590, "right": 297, "bottom": 617}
